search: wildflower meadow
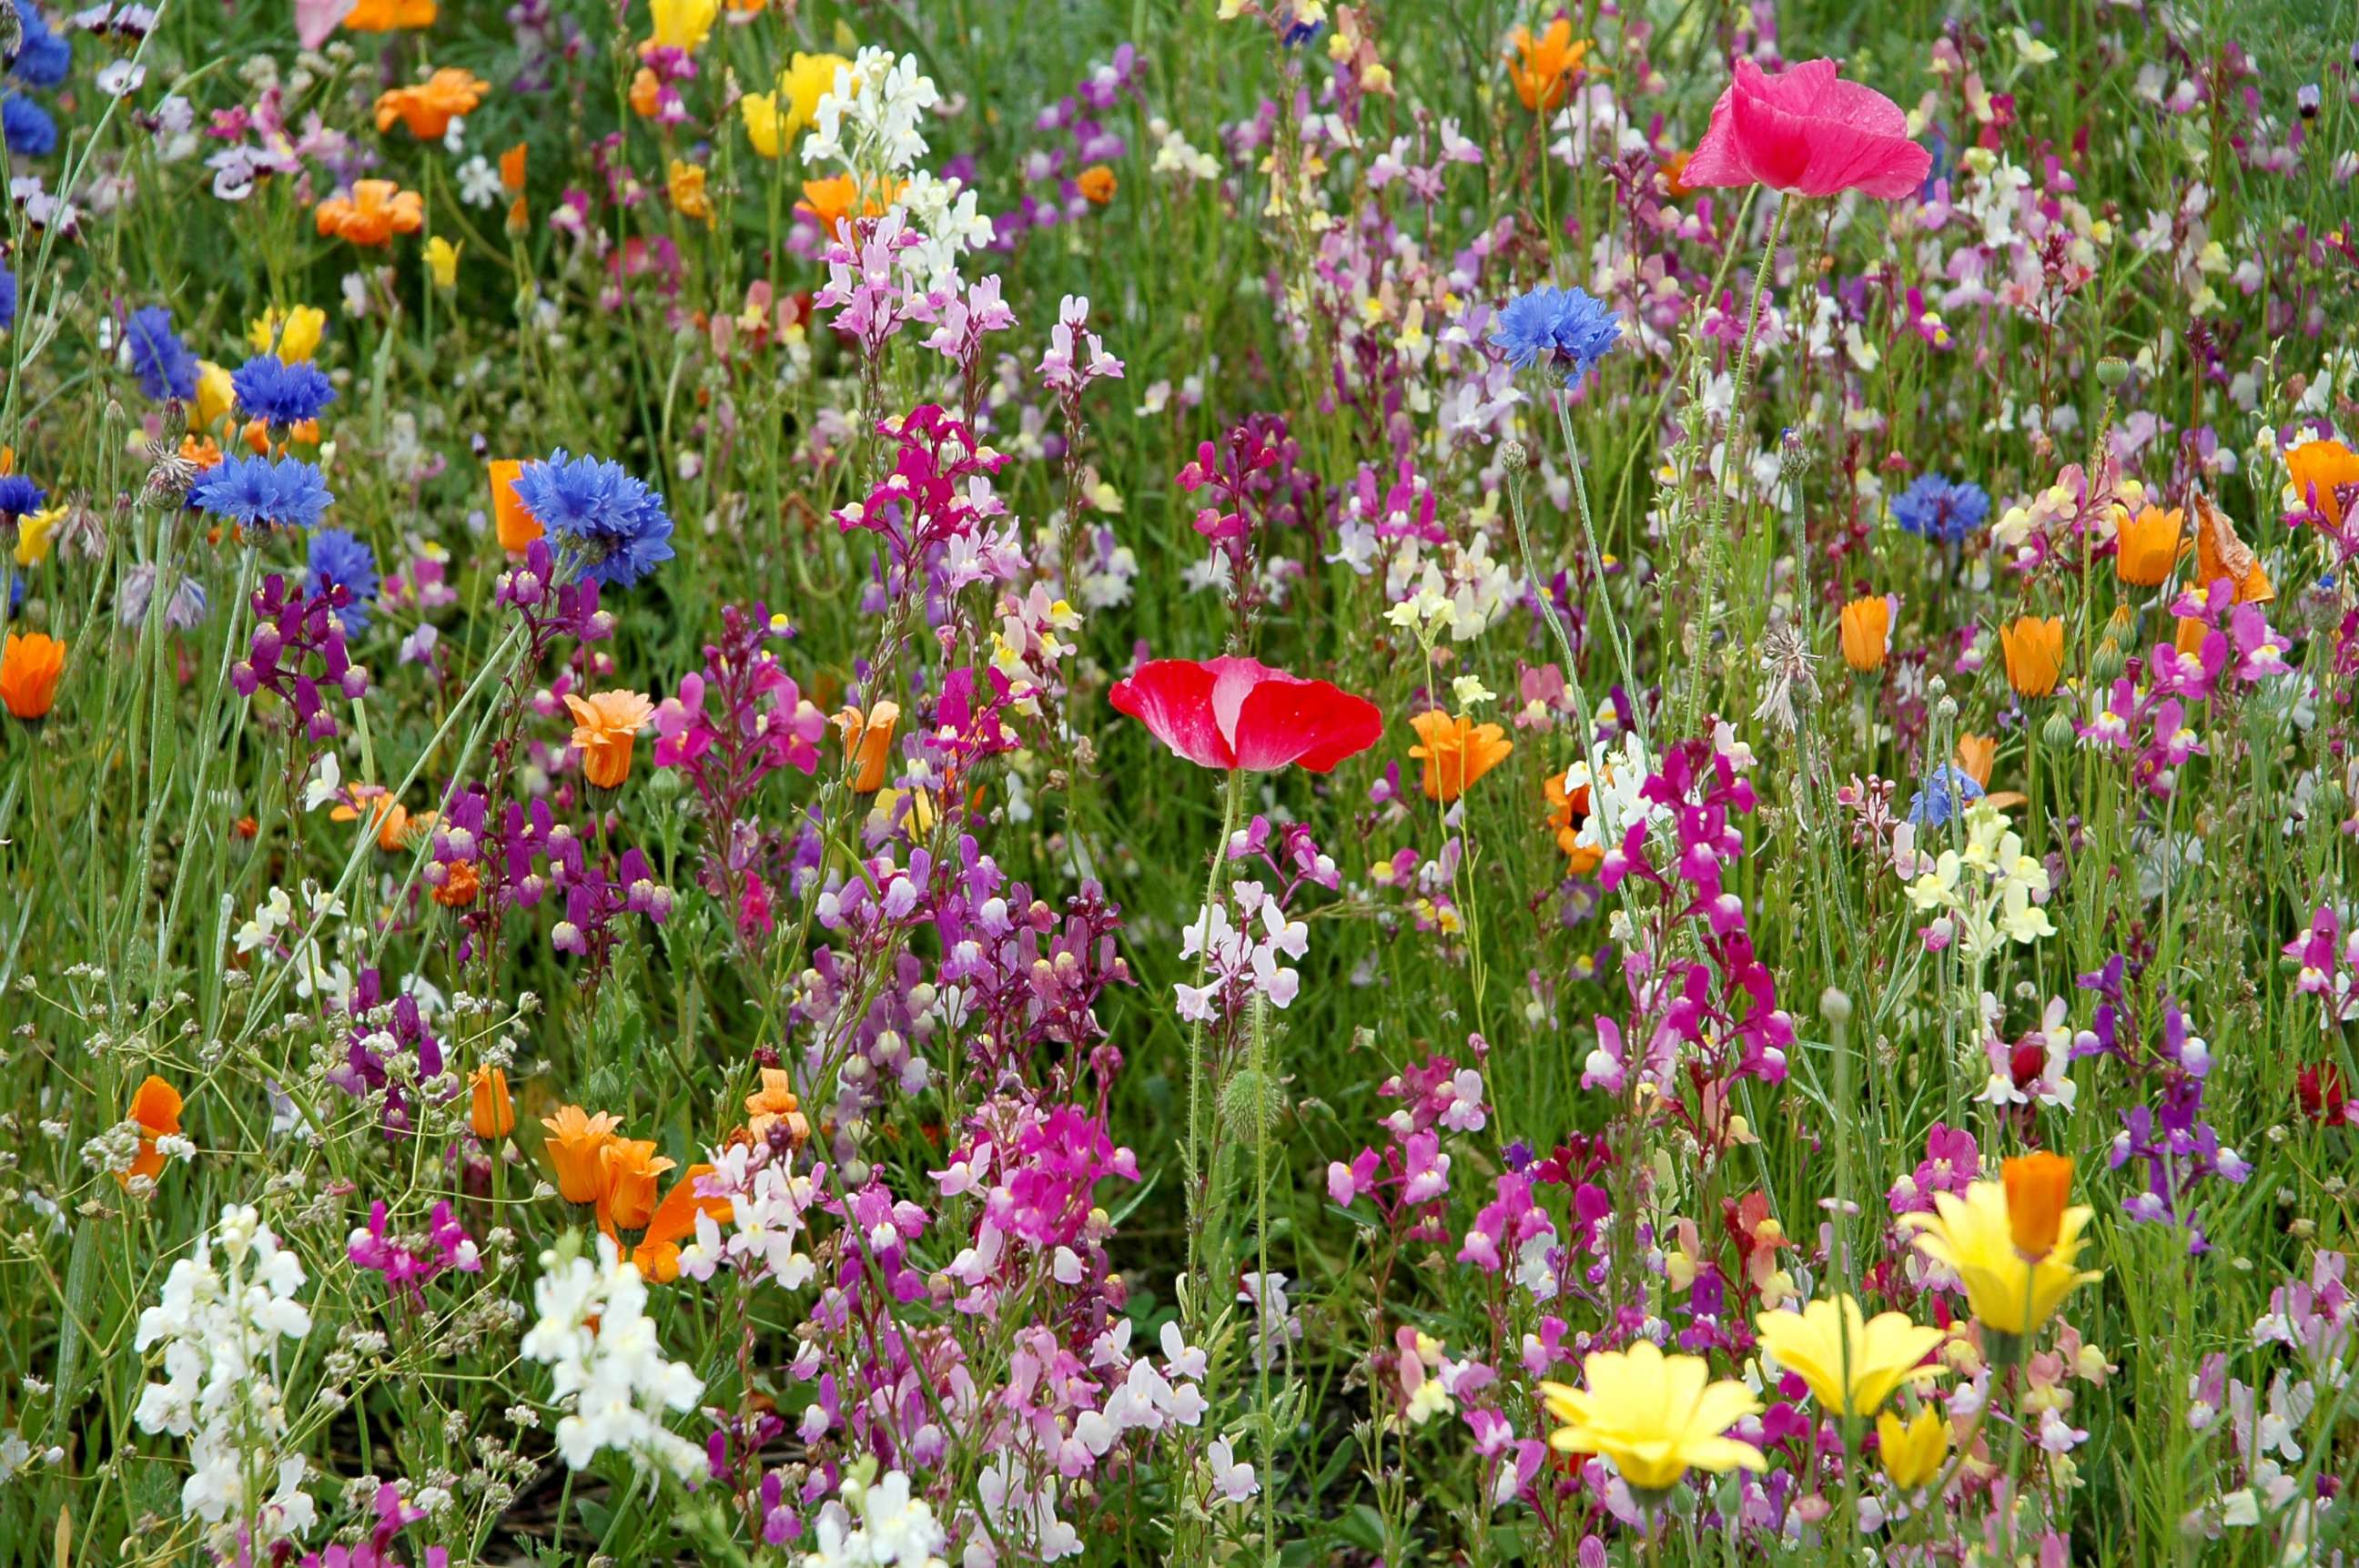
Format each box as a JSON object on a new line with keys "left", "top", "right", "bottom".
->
{"left": 4, "top": 0, "right": 2359, "bottom": 1563}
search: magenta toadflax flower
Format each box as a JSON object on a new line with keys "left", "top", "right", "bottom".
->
{"left": 1681, "top": 58, "right": 1931, "bottom": 200}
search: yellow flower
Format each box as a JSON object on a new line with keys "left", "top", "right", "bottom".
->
{"left": 14, "top": 506, "right": 65, "bottom": 567}
{"left": 666, "top": 159, "right": 714, "bottom": 225}
{"left": 424, "top": 236, "right": 461, "bottom": 289}
{"left": 247, "top": 304, "right": 328, "bottom": 362}
{"left": 1876, "top": 1404, "right": 1949, "bottom": 1492}
{"left": 1754, "top": 1296, "right": 1948, "bottom": 1418}
{"left": 741, "top": 92, "right": 787, "bottom": 157}
{"left": 1540, "top": 1340, "right": 1766, "bottom": 1501}
{"left": 743, "top": 52, "right": 854, "bottom": 158}
{"left": 643, "top": 0, "right": 718, "bottom": 53}
{"left": 190, "top": 359, "right": 238, "bottom": 431}
{"left": 1898, "top": 1177, "right": 2102, "bottom": 1339}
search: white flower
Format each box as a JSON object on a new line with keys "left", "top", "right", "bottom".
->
{"left": 803, "top": 1467, "right": 949, "bottom": 1567}
{"left": 301, "top": 750, "right": 341, "bottom": 811}
{"left": 456, "top": 155, "right": 503, "bottom": 207}
{"left": 1208, "top": 1436, "right": 1259, "bottom": 1503}
{"left": 521, "top": 1238, "right": 705, "bottom": 1480}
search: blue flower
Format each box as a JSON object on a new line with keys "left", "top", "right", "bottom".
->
{"left": 0, "top": 265, "right": 15, "bottom": 333}
{"left": 511, "top": 450, "right": 675, "bottom": 588}
{"left": 3, "top": 95, "right": 57, "bottom": 157}
{"left": 122, "top": 305, "right": 197, "bottom": 401}
{"left": 231, "top": 354, "right": 337, "bottom": 428}
{"left": 1891, "top": 473, "right": 1991, "bottom": 544}
{"left": 306, "top": 528, "right": 379, "bottom": 632}
{"left": 6, "top": 6, "right": 72, "bottom": 90}
{"left": 0, "top": 474, "right": 43, "bottom": 519}
{"left": 1908, "top": 764, "right": 1986, "bottom": 828}
{"left": 1491, "top": 284, "right": 1624, "bottom": 389}
{"left": 190, "top": 454, "right": 334, "bottom": 531}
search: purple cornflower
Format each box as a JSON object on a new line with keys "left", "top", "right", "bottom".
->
{"left": 1908, "top": 764, "right": 1985, "bottom": 826}
{"left": 1490, "top": 284, "right": 1623, "bottom": 389}
{"left": 190, "top": 453, "right": 334, "bottom": 531}
{"left": 1891, "top": 473, "right": 1991, "bottom": 543}
{"left": 120, "top": 304, "right": 197, "bottom": 400}
{"left": 509, "top": 450, "right": 674, "bottom": 588}
{"left": 306, "top": 528, "right": 379, "bottom": 633}
{"left": 231, "top": 353, "right": 338, "bottom": 427}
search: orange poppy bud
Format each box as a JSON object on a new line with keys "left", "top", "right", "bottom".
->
{"left": 121, "top": 1074, "right": 185, "bottom": 1185}
{"left": 500, "top": 142, "right": 529, "bottom": 194}
{"left": 2002, "top": 1151, "right": 2074, "bottom": 1259}
{"left": 745, "top": 1067, "right": 809, "bottom": 1144}
{"left": 488, "top": 459, "right": 542, "bottom": 552}
{"left": 629, "top": 66, "right": 663, "bottom": 118}
{"left": 1, "top": 632, "right": 67, "bottom": 721}
{"left": 1999, "top": 615, "right": 2065, "bottom": 698}
{"left": 835, "top": 702, "right": 900, "bottom": 794}
{"left": 471, "top": 1067, "right": 515, "bottom": 1139}
{"left": 542, "top": 1105, "right": 622, "bottom": 1205}
{"left": 1838, "top": 595, "right": 1892, "bottom": 673}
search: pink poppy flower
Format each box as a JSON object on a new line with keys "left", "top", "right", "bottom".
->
{"left": 1682, "top": 58, "right": 1931, "bottom": 201}
{"left": 1109, "top": 655, "right": 1382, "bottom": 774}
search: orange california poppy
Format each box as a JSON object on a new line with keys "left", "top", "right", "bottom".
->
{"left": 1544, "top": 769, "right": 1601, "bottom": 875}
{"left": 542, "top": 1105, "right": 623, "bottom": 1205}
{"left": 1999, "top": 616, "right": 2065, "bottom": 698}
{"left": 597, "top": 1138, "right": 675, "bottom": 1232}
{"left": 1408, "top": 711, "right": 1514, "bottom": 803}
{"left": 1660, "top": 147, "right": 1696, "bottom": 199}
{"left": 2001, "top": 1151, "right": 2075, "bottom": 1259}
{"left": 1, "top": 632, "right": 66, "bottom": 721}
{"left": 2287, "top": 439, "right": 2359, "bottom": 529}
{"left": 1955, "top": 734, "right": 1997, "bottom": 787}
{"left": 330, "top": 789, "right": 427, "bottom": 852}
{"left": 2113, "top": 505, "right": 2184, "bottom": 588}
{"left": 431, "top": 859, "right": 481, "bottom": 908}
{"left": 632, "top": 1164, "right": 734, "bottom": 1281}
{"left": 835, "top": 702, "right": 900, "bottom": 794}
{"left": 1076, "top": 165, "right": 1118, "bottom": 204}
{"left": 1506, "top": 20, "right": 1593, "bottom": 115}
{"left": 745, "top": 1067, "right": 809, "bottom": 1145}
{"left": 343, "top": 0, "right": 436, "bottom": 29}
{"left": 120, "top": 1073, "right": 184, "bottom": 1184}
{"left": 564, "top": 690, "right": 655, "bottom": 790}
{"left": 1838, "top": 594, "right": 1892, "bottom": 673}
{"left": 470, "top": 1067, "right": 516, "bottom": 1139}
{"left": 488, "top": 460, "right": 542, "bottom": 551}
{"left": 796, "top": 174, "right": 903, "bottom": 236}
{"left": 374, "top": 67, "right": 490, "bottom": 140}
{"left": 316, "top": 181, "right": 425, "bottom": 247}
{"left": 2190, "top": 489, "right": 2272, "bottom": 604}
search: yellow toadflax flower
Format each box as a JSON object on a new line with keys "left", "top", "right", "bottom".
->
{"left": 1898, "top": 1167, "right": 2101, "bottom": 1351}
{"left": 1540, "top": 1340, "right": 1766, "bottom": 1504}
{"left": 642, "top": 0, "right": 718, "bottom": 54}
{"left": 1754, "top": 1296, "right": 1948, "bottom": 1418}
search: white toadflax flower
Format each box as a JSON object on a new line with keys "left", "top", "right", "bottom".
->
{"left": 520, "top": 1236, "right": 704, "bottom": 1480}
{"left": 801, "top": 1466, "right": 947, "bottom": 1568}
{"left": 132, "top": 1204, "right": 317, "bottom": 1553}
{"left": 802, "top": 48, "right": 939, "bottom": 177}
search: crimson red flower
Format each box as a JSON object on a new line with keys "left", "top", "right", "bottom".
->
{"left": 1110, "top": 656, "right": 1382, "bottom": 774}
{"left": 2297, "top": 1063, "right": 2351, "bottom": 1127}
{"left": 1683, "top": 58, "right": 1930, "bottom": 201}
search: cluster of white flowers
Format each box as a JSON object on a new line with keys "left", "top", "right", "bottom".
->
{"left": 801, "top": 1466, "right": 947, "bottom": 1568}
{"left": 519, "top": 1237, "right": 704, "bottom": 1481}
{"left": 132, "top": 1204, "right": 317, "bottom": 1553}
{"left": 675, "top": 1142, "right": 823, "bottom": 1292}
{"left": 803, "top": 48, "right": 939, "bottom": 176}
{"left": 1174, "top": 881, "right": 1309, "bottom": 1023}
{"left": 1900, "top": 799, "right": 2056, "bottom": 960}
{"left": 229, "top": 879, "right": 354, "bottom": 1004}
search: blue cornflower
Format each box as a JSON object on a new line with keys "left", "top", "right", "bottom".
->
{"left": 0, "top": 264, "right": 15, "bottom": 333}
{"left": 190, "top": 453, "right": 334, "bottom": 531}
{"left": 511, "top": 450, "right": 675, "bottom": 589}
{"left": 306, "top": 528, "right": 379, "bottom": 632}
{"left": 1891, "top": 473, "right": 1991, "bottom": 544}
{"left": 0, "top": 474, "right": 46, "bottom": 519}
{"left": 1491, "top": 284, "right": 1624, "bottom": 389}
{"left": 231, "top": 354, "right": 337, "bottom": 428}
{"left": 1908, "top": 764, "right": 1986, "bottom": 828}
{"left": 7, "top": 6, "right": 73, "bottom": 90}
{"left": 3, "top": 95, "right": 57, "bottom": 157}
{"left": 122, "top": 305, "right": 197, "bottom": 401}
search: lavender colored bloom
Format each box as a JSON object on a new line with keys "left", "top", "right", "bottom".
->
{"left": 0, "top": 265, "right": 15, "bottom": 332}
{"left": 306, "top": 527, "right": 378, "bottom": 632}
{"left": 1891, "top": 473, "right": 1991, "bottom": 544}
{"left": 3, "top": 95, "right": 57, "bottom": 157}
{"left": 7, "top": 6, "right": 73, "bottom": 87}
{"left": 0, "top": 474, "right": 44, "bottom": 519}
{"left": 231, "top": 353, "right": 337, "bottom": 427}
{"left": 511, "top": 450, "right": 674, "bottom": 588}
{"left": 121, "top": 305, "right": 197, "bottom": 400}
{"left": 1908, "top": 764, "right": 1985, "bottom": 827}
{"left": 190, "top": 453, "right": 333, "bottom": 531}
{"left": 1490, "top": 284, "right": 1624, "bottom": 389}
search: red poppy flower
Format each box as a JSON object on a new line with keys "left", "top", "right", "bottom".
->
{"left": 1682, "top": 58, "right": 1930, "bottom": 201}
{"left": 1109, "top": 656, "right": 1382, "bottom": 774}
